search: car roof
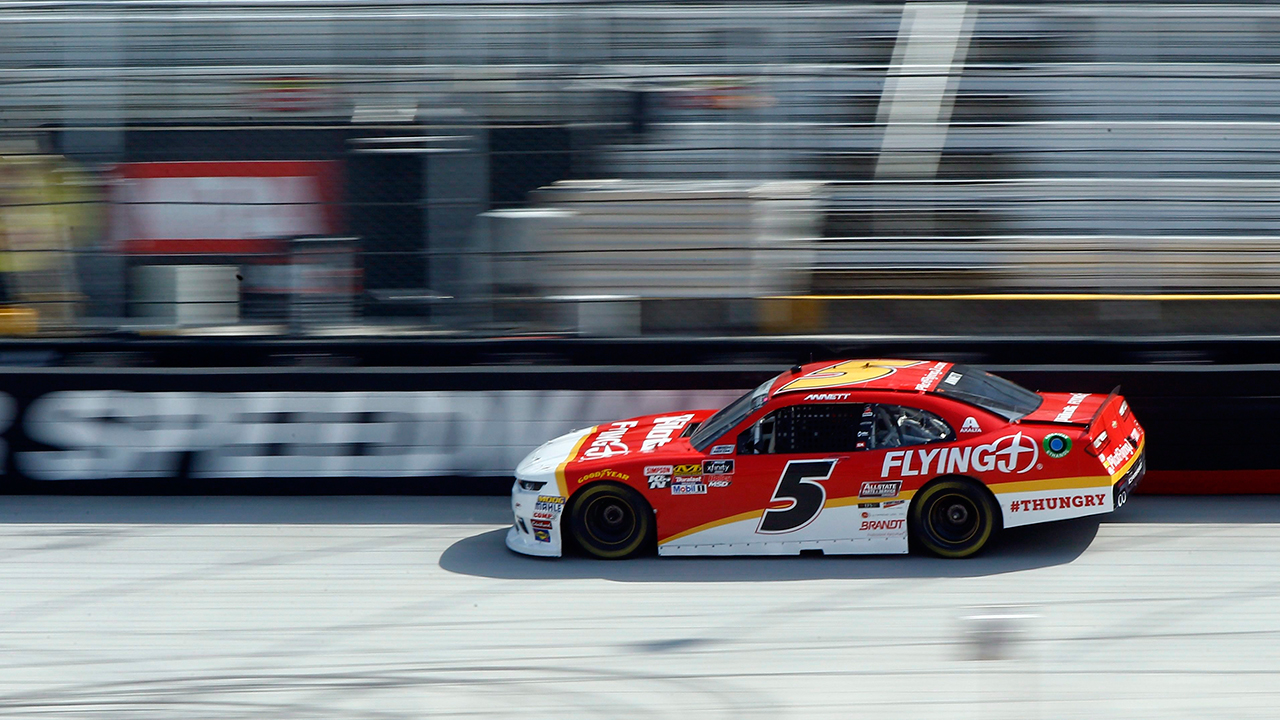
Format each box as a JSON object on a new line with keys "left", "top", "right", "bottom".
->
{"left": 770, "top": 359, "right": 955, "bottom": 398}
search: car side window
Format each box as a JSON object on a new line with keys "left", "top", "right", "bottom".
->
{"left": 864, "top": 404, "right": 955, "bottom": 449}
{"left": 737, "top": 403, "right": 867, "bottom": 454}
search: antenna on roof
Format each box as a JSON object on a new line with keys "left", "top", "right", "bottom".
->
{"left": 790, "top": 364, "right": 803, "bottom": 374}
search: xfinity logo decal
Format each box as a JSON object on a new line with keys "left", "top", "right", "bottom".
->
{"left": 881, "top": 432, "right": 1039, "bottom": 478}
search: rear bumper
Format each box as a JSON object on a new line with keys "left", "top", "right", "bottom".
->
{"left": 1114, "top": 449, "right": 1146, "bottom": 509}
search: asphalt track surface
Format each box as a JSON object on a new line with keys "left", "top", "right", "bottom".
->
{"left": 1, "top": 496, "right": 1277, "bottom": 719}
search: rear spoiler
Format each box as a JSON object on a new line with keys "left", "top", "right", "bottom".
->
{"left": 1086, "top": 385, "right": 1121, "bottom": 432}
{"left": 1017, "top": 385, "right": 1120, "bottom": 428}
{"left": 1082, "top": 385, "right": 1121, "bottom": 455}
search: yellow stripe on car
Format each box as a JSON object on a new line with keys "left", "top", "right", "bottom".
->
{"left": 555, "top": 428, "right": 595, "bottom": 498}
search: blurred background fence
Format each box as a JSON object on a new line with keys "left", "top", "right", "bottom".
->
{"left": 5, "top": 1, "right": 1280, "bottom": 336}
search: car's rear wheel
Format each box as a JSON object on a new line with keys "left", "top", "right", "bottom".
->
{"left": 568, "top": 482, "right": 655, "bottom": 559}
{"left": 910, "top": 478, "right": 999, "bottom": 558}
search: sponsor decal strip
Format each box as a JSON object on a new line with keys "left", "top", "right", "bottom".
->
{"left": 658, "top": 455, "right": 1145, "bottom": 546}
{"left": 659, "top": 489, "right": 920, "bottom": 545}
{"left": 554, "top": 428, "right": 595, "bottom": 497}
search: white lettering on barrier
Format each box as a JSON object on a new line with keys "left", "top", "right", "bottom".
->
{"left": 15, "top": 389, "right": 748, "bottom": 481}
{"left": 0, "top": 393, "right": 13, "bottom": 472}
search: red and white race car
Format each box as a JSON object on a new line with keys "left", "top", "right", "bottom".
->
{"left": 507, "top": 359, "right": 1146, "bottom": 559}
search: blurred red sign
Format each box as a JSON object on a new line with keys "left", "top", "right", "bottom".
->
{"left": 111, "top": 161, "right": 343, "bottom": 255}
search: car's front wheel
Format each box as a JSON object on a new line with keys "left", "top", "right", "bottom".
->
{"left": 567, "top": 482, "right": 655, "bottom": 559}
{"left": 910, "top": 478, "right": 999, "bottom": 558}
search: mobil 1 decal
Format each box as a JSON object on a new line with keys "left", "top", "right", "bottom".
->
{"left": 757, "top": 459, "right": 837, "bottom": 534}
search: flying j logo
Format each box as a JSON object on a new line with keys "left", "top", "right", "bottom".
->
{"left": 777, "top": 360, "right": 923, "bottom": 393}
{"left": 881, "top": 432, "right": 1039, "bottom": 477}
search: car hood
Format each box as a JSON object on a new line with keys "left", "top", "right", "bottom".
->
{"left": 515, "top": 409, "right": 718, "bottom": 496}
{"left": 569, "top": 409, "right": 718, "bottom": 465}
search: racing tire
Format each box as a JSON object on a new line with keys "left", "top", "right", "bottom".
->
{"left": 567, "top": 482, "right": 655, "bottom": 560}
{"left": 910, "top": 478, "right": 999, "bottom": 558}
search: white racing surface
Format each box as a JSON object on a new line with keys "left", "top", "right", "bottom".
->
{"left": 0, "top": 495, "right": 1277, "bottom": 719}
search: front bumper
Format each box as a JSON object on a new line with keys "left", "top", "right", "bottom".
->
{"left": 1113, "top": 449, "right": 1146, "bottom": 509}
{"left": 505, "top": 483, "right": 565, "bottom": 558}
{"left": 505, "top": 523, "right": 560, "bottom": 557}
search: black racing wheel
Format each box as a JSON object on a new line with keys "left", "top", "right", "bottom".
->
{"left": 567, "top": 482, "right": 655, "bottom": 559}
{"left": 910, "top": 478, "right": 999, "bottom": 558}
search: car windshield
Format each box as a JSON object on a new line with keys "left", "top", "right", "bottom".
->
{"left": 932, "top": 364, "right": 1043, "bottom": 421}
{"left": 690, "top": 375, "right": 778, "bottom": 451}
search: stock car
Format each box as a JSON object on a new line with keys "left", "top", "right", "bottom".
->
{"left": 507, "top": 359, "right": 1146, "bottom": 559}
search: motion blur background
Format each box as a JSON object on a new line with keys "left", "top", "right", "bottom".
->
{"left": 4, "top": 0, "right": 1280, "bottom": 337}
